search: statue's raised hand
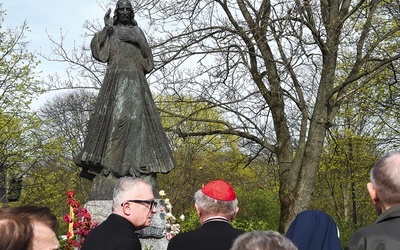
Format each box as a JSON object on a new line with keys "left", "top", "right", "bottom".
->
{"left": 104, "top": 8, "right": 112, "bottom": 27}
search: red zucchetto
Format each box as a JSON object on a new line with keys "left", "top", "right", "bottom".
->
{"left": 201, "top": 180, "right": 236, "bottom": 201}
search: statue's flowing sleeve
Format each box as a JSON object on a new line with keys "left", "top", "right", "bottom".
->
{"left": 91, "top": 28, "right": 112, "bottom": 63}
{"left": 134, "top": 26, "right": 154, "bottom": 74}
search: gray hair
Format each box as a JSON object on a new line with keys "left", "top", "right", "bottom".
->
{"left": 112, "top": 177, "right": 152, "bottom": 211}
{"left": 230, "top": 230, "right": 298, "bottom": 250}
{"left": 370, "top": 151, "right": 400, "bottom": 204}
{"left": 194, "top": 189, "right": 238, "bottom": 219}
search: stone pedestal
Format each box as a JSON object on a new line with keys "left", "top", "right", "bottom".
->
{"left": 85, "top": 199, "right": 169, "bottom": 250}
{"left": 84, "top": 200, "right": 112, "bottom": 223}
{"left": 140, "top": 235, "right": 169, "bottom": 250}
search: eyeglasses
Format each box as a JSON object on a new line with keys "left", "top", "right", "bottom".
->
{"left": 121, "top": 200, "right": 157, "bottom": 210}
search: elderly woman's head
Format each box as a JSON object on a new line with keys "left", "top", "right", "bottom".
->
{"left": 231, "top": 230, "right": 298, "bottom": 250}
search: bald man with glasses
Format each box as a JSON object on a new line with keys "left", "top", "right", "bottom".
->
{"left": 81, "top": 177, "right": 156, "bottom": 250}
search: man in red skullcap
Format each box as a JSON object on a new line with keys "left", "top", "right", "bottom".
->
{"left": 167, "top": 180, "right": 245, "bottom": 250}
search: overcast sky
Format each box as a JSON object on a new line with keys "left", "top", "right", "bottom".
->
{"left": 2, "top": 1, "right": 108, "bottom": 108}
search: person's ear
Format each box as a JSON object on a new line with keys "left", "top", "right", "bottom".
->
{"left": 121, "top": 202, "right": 132, "bottom": 215}
{"left": 367, "top": 182, "right": 379, "bottom": 204}
{"left": 195, "top": 203, "right": 201, "bottom": 217}
{"left": 231, "top": 207, "right": 239, "bottom": 221}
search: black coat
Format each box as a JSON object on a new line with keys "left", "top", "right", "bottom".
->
{"left": 81, "top": 213, "right": 141, "bottom": 250}
{"left": 345, "top": 204, "right": 400, "bottom": 250}
{"left": 167, "top": 218, "right": 245, "bottom": 250}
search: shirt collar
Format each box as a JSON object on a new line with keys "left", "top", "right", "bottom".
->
{"left": 203, "top": 216, "right": 230, "bottom": 224}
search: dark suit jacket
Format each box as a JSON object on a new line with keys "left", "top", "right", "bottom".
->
{"left": 167, "top": 218, "right": 245, "bottom": 250}
{"left": 81, "top": 213, "right": 141, "bottom": 250}
{"left": 345, "top": 204, "right": 400, "bottom": 250}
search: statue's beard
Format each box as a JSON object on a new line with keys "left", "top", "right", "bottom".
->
{"left": 119, "top": 15, "right": 130, "bottom": 25}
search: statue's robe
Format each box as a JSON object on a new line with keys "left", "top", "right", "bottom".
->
{"left": 77, "top": 24, "right": 175, "bottom": 179}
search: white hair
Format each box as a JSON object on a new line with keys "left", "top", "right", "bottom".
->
{"left": 371, "top": 151, "right": 400, "bottom": 205}
{"left": 112, "top": 177, "right": 152, "bottom": 211}
{"left": 194, "top": 189, "right": 238, "bottom": 219}
{"left": 231, "top": 230, "right": 298, "bottom": 250}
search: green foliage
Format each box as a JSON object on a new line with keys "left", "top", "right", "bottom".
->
{"left": 318, "top": 28, "right": 400, "bottom": 243}
{"left": 336, "top": 219, "right": 360, "bottom": 249}
{"left": 0, "top": 10, "right": 42, "bottom": 113}
{"left": 0, "top": 7, "right": 51, "bottom": 208}
{"left": 158, "top": 96, "right": 248, "bottom": 214}
{"left": 0, "top": 112, "right": 61, "bottom": 203}
{"left": 234, "top": 188, "right": 280, "bottom": 231}
{"left": 58, "top": 237, "right": 68, "bottom": 250}
{"left": 176, "top": 188, "right": 280, "bottom": 233}
{"left": 0, "top": 10, "right": 41, "bottom": 187}
{"left": 178, "top": 209, "right": 201, "bottom": 233}
{"left": 311, "top": 100, "right": 383, "bottom": 246}
{"left": 8, "top": 162, "right": 89, "bottom": 235}
{"left": 0, "top": 15, "right": 92, "bottom": 233}
{"left": 157, "top": 95, "right": 281, "bottom": 233}
{"left": 0, "top": 94, "right": 90, "bottom": 237}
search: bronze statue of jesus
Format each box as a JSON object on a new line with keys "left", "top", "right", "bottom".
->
{"left": 76, "top": 0, "right": 175, "bottom": 199}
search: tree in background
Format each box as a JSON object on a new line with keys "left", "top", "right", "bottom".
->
{"left": 311, "top": 65, "right": 400, "bottom": 245}
{"left": 157, "top": 96, "right": 281, "bottom": 232}
{"left": 314, "top": 132, "right": 377, "bottom": 246}
{"left": 34, "top": 90, "right": 95, "bottom": 233}
{"left": 0, "top": 7, "right": 43, "bottom": 203}
{"left": 142, "top": 0, "right": 400, "bottom": 231}
{"left": 31, "top": 0, "right": 400, "bottom": 232}
{"left": 0, "top": 6, "right": 94, "bottom": 227}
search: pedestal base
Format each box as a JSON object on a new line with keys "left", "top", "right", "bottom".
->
{"left": 84, "top": 200, "right": 113, "bottom": 223}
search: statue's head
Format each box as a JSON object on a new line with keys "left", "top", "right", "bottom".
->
{"left": 113, "top": 0, "right": 137, "bottom": 26}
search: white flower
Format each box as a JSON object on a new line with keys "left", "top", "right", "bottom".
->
{"left": 179, "top": 214, "right": 185, "bottom": 221}
{"left": 171, "top": 224, "right": 180, "bottom": 232}
{"left": 159, "top": 190, "right": 181, "bottom": 240}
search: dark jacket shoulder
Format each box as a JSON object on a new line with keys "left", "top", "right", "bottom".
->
{"left": 81, "top": 213, "right": 141, "bottom": 250}
{"left": 345, "top": 205, "right": 400, "bottom": 250}
{"left": 167, "top": 220, "right": 244, "bottom": 250}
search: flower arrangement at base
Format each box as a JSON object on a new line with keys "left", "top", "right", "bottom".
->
{"left": 159, "top": 190, "right": 185, "bottom": 240}
{"left": 63, "top": 190, "right": 97, "bottom": 250}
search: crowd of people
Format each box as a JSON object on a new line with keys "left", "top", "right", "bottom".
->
{"left": 1, "top": 152, "right": 399, "bottom": 249}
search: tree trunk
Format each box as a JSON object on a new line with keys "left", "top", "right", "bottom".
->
{"left": 278, "top": 117, "right": 328, "bottom": 232}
